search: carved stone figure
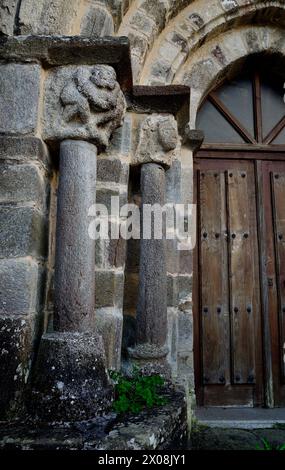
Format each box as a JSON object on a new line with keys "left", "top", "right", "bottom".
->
{"left": 43, "top": 65, "right": 126, "bottom": 148}
{"left": 133, "top": 114, "right": 179, "bottom": 168}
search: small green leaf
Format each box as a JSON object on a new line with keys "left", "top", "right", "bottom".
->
{"left": 110, "top": 366, "right": 167, "bottom": 415}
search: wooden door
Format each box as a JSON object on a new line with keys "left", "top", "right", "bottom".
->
{"left": 194, "top": 159, "right": 264, "bottom": 406}
{"left": 258, "top": 161, "right": 285, "bottom": 406}
{"left": 193, "top": 66, "right": 285, "bottom": 407}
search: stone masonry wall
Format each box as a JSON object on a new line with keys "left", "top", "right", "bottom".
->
{"left": 0, "top": 63, "right": 51, "bottom": 419}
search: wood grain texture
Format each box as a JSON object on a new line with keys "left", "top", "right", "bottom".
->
{"left": 199, "top": 170, "right": 230, "bottom": 385}
{"left": 271, "top": 172, "right": 285, "bottom": 382}
{"left": 227, "top": 169, "right": 256, "bottom": 384}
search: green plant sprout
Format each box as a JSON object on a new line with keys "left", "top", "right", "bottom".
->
{"left": 256, "top": 438, "right": 285, "bottom": 451}
{"left": 109, "top": 366, "right": 168, "bottom": 414}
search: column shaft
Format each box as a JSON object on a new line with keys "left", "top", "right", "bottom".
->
{"left": 54, "top": 139, "right": 97, "bottom": 332}
{"left": 136, "top": 163, "right": 168, "bottom": 350}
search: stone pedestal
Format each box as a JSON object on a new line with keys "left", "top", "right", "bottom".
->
{"left": 29, "top": 332, "right": 110, "bottom": 422}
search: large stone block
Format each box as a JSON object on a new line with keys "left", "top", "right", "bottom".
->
{"left": 97, "top": 156, "right": 129, "bottom": 184}
{"left": 108, "top": 114, "right": 133, "bottom": 157}
{"left": 96, "top": 307, "right": 123, "bottom": 370}
{"left": 0, "top": 314, "right": 36, "bottom": 420}
{"left": 123, "top": 272, "right": 139, "bottom": 316}
{"left": 178, "top": 309, "right": 193, "bottom": 349}
{"left": 29, "top": 332, "right": 112, "bottom": 422}
{"left": 166, "top": 159, "right": 181, "bottom": 203}
{"left": 95, "top": 270, "right": 124, "bottom": 308}
{"left": 130, "top": 10, "right": 157, "bottom": 41}
{"left": 0, "top": 258, "right": 44, "bottom": 315}
{"left": 80, "top": 3, "right": 114, "bottom": 37}
{"left": 18, "top": 0, "right": 78, "bottom": 35}
{"left": 96, "top": 186, "right": 128, "bottom": 213}
{"left": 0, "top": 206, "right": 47, "bottom": 259}
{"left": 167, "top": 275, "right": 178, "bottom": 307}
{"left": 178, "top": 274, "right": 192, "bottom": 305}
{"left": 108, "top": 235, "right": 127, "bottom": 269}
{"left": 96, "top": 388, "right": 187, "bottom": 450}
{"left": 0, "top": 137, "right": 50, "bottom": 168}
{"left": 127, "top": 31, "right": 149, "bottom": 65}
{"left": 0, "top": 163, "right": 48, "bottom": 210}
{"left": 0, "top": 63, "right": 41, "bottom": 135}
{"left": 179, "top": 248, "right": 193, "bottom": 274}
{"left": 165, "top": 239, "right": 179, "bottom": 274}
{"left": 0, "top": 0, "right": 17, "bottom": 35}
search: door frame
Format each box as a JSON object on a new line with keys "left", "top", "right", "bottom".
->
{"left": 193, "top": 148, "right": 285, "bottom": 407}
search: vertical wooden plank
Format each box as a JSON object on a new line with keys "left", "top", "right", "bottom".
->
{"left": 271, "top": 172, "right": 285, "bottom": 382}
{"left": 227, "top": 169, "right": 256, "bottom": 384}
{"left": 255, "top": 161, "right": 274, "bottom": 407}
{"left": 199, "top": 170, "right": 230, "bottom": 385}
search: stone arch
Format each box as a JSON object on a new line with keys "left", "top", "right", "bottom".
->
{"left": 170, "top": 24, "right": 285, "bottom": 128}
{"left": 118, "top": 0, "right": 198, "bottom": 80}
{"left": 127, "top": 1, "right": 285, "bottom": 84}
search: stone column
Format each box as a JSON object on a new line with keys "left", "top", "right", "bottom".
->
{"left": 128, "top": 115, "right": 179, "bottom": 375}
{"left": 135, "top": 163, "right": 168, "bottom": 355}
{"left": 54, "top": 140, "right": 97, "bottom": 333}
{"left": 30, "top": 65, "right": 126, "bottom": 422}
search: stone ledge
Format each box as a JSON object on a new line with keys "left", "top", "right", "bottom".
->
{"left": 0, "top": 35, "right": 133, "bottom": 92}
{"left": 0, "top": 388, "right": 187, "bottom": 450}
{"left": 128, "top": 85, "right": 190, "bottom": 114}
{"left": 0, "top": 36, "right": 191, "bottom": 116}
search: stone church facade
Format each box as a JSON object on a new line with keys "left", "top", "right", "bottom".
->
{"left": 1, "top": 0, "right": 285, "bottom": 445}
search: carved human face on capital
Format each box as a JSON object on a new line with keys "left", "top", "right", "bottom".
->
{"left": 90, "top": 65, "right": 117, "bottom": 90}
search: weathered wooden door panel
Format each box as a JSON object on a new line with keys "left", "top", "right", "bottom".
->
{"left": 255, "top": 161, "right": 285, "bottom": 406}
{"left": 199, "top": 170, "right": 230, "bottom": 385}
{"left": 227, "top": 170, "right": 256, "bottom": 385}
{"left": 271, "top": 172, "right": 285, "bottom": 383}
{"left": 194, "top": 159, "right": 264, "bottom": 406}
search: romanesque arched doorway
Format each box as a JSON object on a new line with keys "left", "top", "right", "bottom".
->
{"left": 194, "top": 61, "right": 285, "bottom": 407}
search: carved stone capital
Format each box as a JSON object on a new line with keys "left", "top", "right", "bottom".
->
{"left": 43, "top": 65, "right": 126, "bottom": 150}
{"left": 132, "top": 114, "right": 179, "bottom": 168}
{"left": 183, "top": 124, "right": 204, "bottom": 153}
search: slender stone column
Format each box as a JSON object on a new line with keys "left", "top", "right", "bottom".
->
{"left": 54, "top": 140, "right": 97, "bottom": 333}
{"left": 135, "top": 163, "right": 168, "bottom": 356}
{"left": 128, "top": 114, "right": 179, "bottom": 374}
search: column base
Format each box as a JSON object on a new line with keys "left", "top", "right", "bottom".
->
{"left": 127, "top": 343, "right": 171, "bottom": 379}
{"left": 28, "top": 332, "right": 112, "bottom": 423}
